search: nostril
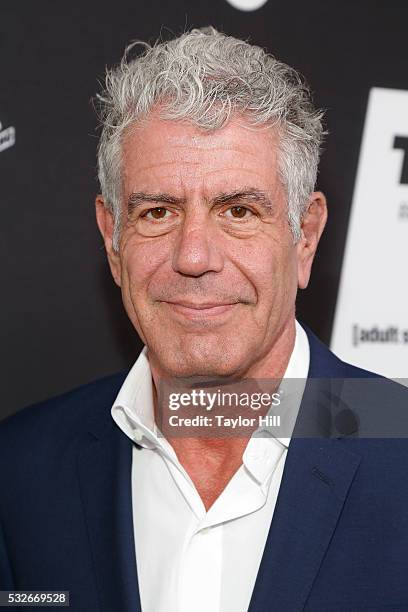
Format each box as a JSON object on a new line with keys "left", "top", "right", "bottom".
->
{"left": 172, "top": 229, "right": 223, "bottom": 276}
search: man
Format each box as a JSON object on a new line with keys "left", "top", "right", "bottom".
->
{"left": 1, "top": 27, "right": 408, "bottom": 612}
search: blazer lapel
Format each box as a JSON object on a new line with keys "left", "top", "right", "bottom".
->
{"left": 247, "top": 436, "right": 361, "bottom": 612}
{"left": 77, "top": 417, "right": 141, "bottom": 612}
{"left": 248, "top": 329, "right": 362, "bottom": 612}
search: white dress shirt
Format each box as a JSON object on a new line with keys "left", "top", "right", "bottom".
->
{"left": 111, "top": 320, "right": 310, "bottom": 612}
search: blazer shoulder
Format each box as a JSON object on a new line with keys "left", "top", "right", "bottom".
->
{"left": 0, "top": 370, "right": 129, "bottom": 459}
{"left": 300, "top": 321, "right": 383, "bottom": 380}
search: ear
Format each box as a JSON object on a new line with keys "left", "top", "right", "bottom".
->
{"left": 296, "top": 191, "right": 328, "bottom": 289}
{"left": 95, "top": 195, "right": 122, "bottom": 287}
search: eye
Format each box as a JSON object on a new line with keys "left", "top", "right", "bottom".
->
{"left": 142, "top": 207, "right": 171, "bottom": 220}
{"left": 224, "top": 205, "right": 254, "bottom": 219}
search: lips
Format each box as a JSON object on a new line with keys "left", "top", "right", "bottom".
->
{"left": 163, "top": 300, "right": 238, "bottom": 319}
{"left": 167, "top": 301, "right": 237, "bottom": 310}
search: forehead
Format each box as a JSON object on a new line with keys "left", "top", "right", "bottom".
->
{"left": 121, "top": 113, "right": 281, "bottom": 195}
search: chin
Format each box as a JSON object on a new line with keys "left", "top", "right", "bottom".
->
{"left": 157, "top": 335, "right": 251, "bottom": 380}
{"left": 170, "top": 359, "right": 237, "bottom": 379}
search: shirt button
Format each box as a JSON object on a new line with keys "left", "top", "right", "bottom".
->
{"left": 200, "top": 527, "right": 211, "bottom": 535}
{"left": 133, "top": 430, "right": 144, "bottom": 442}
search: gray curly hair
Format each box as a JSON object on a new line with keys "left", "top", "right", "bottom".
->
{"left": 96, "top": 27, "right": 325, "bottom": 251}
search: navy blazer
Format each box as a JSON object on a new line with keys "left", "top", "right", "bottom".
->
{"left": 1, "top": 325, "right": 408, "bottom": 611}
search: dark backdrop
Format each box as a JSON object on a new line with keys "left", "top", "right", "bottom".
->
{"left": 1, "top": 1, "right": 407, "bottom": 420}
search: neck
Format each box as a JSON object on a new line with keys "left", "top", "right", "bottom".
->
{"left": 146, "top": 318, "right": 297, "bottom": 510}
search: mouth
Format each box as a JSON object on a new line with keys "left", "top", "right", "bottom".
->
{"left": 162, "top": 300, "right": 239, "bottom": 320}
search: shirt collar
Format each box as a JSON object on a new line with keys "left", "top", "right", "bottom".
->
{"left": 111, "top": 347, "right": 161, "bottom": 450}
{"left": 241, "top": 320, "right": 310, "bottom": 483}
{"left": 111, "top": 320, "right": 310, "bottom": 459}
{"left": 257, "top": 319, "right": 310, "bottom": 448}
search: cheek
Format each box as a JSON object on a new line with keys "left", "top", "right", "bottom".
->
{"left": 121, "top": 238, "right": 167, "bottom": 302}
{"left": 231, "top": 240, "right": 297, "bottom": 310}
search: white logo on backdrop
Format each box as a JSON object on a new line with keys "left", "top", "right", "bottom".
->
{"left": 0, "top": 121, "right": 16, "bottom": 153}
{"left": 331, "top": 87, "right": 408, "bottom": 378}
{"left": 225, "top": 0, "right": 268, "bottom": 11}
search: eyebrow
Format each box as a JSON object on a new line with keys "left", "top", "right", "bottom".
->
{"left": 127, "top": 192, "right": 184, "bottom": 215}
{"left": 213, "top": 189, "right": 274, "bottom": 213}
{"left": 127, "top": 188, "right": 275, "bottom": 216}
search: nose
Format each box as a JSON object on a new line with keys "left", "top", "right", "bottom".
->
{"left": 172, "top": 211, "right": 224, "bottom": 277}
